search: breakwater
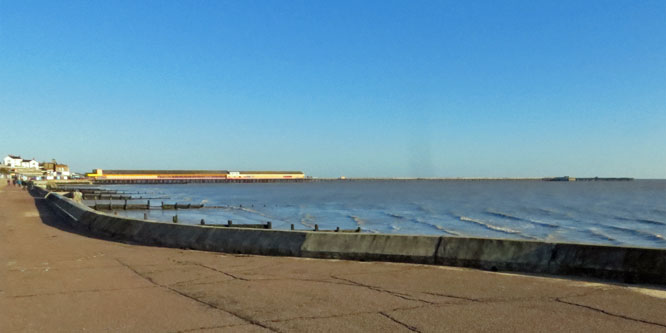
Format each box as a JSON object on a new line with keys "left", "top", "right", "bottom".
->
{"left": 31, "top": 186, "right": 666, "bottom": 285}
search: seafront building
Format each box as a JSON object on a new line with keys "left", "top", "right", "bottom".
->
{"left": 2, "top": 154, "right": 72, "bottom": 180}
{"left": 3, "top": 155, "right": 39, "bottom": 169}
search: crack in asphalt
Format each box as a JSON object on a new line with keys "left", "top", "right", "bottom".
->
{"left": 266, "top": 310, "right": 382, "bottom": 323}
{"left": 379, "top": 312, "right": 421, "bottom": 332}
{"left": 421, "top": 291, "right": 483, "bottom": 302}
{"left": 116, "top": 258, "right": 280, "bottom": 333}
{"left": 265, "top": 304, "right": 428, "bottom": 324}
{"left": 170, "top": 259, "right": 251, "bottom": 281}
{"left": 555, "top": 298, "right": 666, "bottom": 328}
{"left": 331, "top": 276, "right": 436, "bottom": 305}
{"left": 169, "top": 323, "right": 259, "bottom": 333}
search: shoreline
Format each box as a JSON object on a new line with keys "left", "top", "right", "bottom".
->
{"left": 4, "top": 184, "right": 666, "bottom": 331}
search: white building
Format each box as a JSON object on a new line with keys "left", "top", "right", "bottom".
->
{"left": 3, "top": 155, "right": 39, "bottom": 169}
{"left": 21, "top": 159, "right": 39, "bottom": 169}
{"left": 3, "top": 155, "right": 23, "bottom": 168}
{"left": 55, "top": 164, "right": 70, "bottom": 178}
{"left": 29, "top": 160, "right": 39, "bottom": 169}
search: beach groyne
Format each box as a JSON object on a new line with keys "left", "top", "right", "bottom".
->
{"left": 32, "top": 187, "right": 666, "bottom": 285}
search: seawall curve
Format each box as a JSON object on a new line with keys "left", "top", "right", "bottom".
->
{"left": 32, "top": 187, "right": 666, "bottom": 285}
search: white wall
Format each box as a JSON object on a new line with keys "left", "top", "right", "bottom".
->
{"left": 3, "top": 156, "right": 22, "bottom": 168}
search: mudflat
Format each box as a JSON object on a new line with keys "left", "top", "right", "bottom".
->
{"left": 1, "top": 182, "right": 665, "bottom": 332}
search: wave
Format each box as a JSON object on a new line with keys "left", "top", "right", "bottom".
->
{"left": 236, "top": 206, "right": 275, "bottom": 220}
{"left": 385, "top": 212, "right": 460, "bottom": 236}
{"left": 604, "top": 225, "right": 665, "bottom": 243}
{"left": 486, "top": 210, "right": 559, "bottom": 229}
{"left": 543, "top": 231, "right": 562, "bottom": 243}
{"left": 348, "top": 215, "right": 366, "bottom": 227}
{"left": 613, "top": 216, "right": 666, "bottom": 227}
{"left": 533, "top": 207, "right": 573, "bottom": 219}
{"left": 413, "top": 203, "right": 436, "bottom": 215}
{"left": 584, "top": 228, "right": 618, "bottom": 243}
{"left": 414, "top": 217, "right": 461, "bottom": 236}
{"left": 300, "top": 213, "right": 315, "bottom": 229}
{"left": 457, "top": 215, "right": 536, "bottom": 239}
{"left": 348, "top": 215, "right": 379, "bottom": 233}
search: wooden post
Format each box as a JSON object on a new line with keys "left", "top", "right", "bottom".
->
{"left": 143, "top": 212, "right": 148, "bottom": 220}
{"left": 173, "top": 215, "right": 178, "bottom": 223}
{"left": 290, "top": 224, "right": 294, "bottom": 230}
{"left": 124, "top": 200, "right": 127, "bottom": 210}
{"left": 200, "top": 219, "right": 205, "bottom": 225}
{"left": 314, "top": 224, "right": 319, "bottom": 231}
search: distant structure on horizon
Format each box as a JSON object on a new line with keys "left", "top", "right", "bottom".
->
{"left": 85, "top": 169, "right": 306, "bottom": 183}
{"left": 542, "top": 176, "right": 633, "bottom": 182}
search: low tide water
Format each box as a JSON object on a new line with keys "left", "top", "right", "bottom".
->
{"left": 91, "top": 180, "right": 666, "bottom": 249}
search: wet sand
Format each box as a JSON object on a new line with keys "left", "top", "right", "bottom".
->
{"left": 2, "top": 182, "right": 665, "bottom": 332}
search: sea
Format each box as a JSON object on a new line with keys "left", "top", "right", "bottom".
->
{"left": 89, "top": 180, "right": 666, "bottom": 249}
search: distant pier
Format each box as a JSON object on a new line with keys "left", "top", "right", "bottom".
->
{"left": 86, "top": 169, "right": 307, "bottom": 184}
{"left": 93, "top": 178, "right": 308, "bottom": 184}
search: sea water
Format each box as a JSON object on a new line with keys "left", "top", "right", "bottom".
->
{"left": 91, "top": 180, "right": 666, "bottom": 249}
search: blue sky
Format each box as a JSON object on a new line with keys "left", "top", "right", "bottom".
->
{"left": 1, "top": 1, "right": 665, "bottom": 178}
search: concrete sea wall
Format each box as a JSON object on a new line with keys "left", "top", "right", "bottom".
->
{"left": 34, "top": 188, "right": 666, "bottom": 285}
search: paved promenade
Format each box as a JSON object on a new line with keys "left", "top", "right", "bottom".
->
{"left": 2, "top": 182, "right": 666, "bottom": 332}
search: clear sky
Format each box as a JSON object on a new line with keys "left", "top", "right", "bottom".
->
{"left": 1, "top": 1, "right": 665, "bottom": 178}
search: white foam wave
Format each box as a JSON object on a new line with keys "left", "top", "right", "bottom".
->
{"left": 585, "top": 228, "right": 617, "bottom": 243}
{"left": 458, "top": 216, "right": 535, "bottom": 239}
{"left": 486, "top": 210, "right": 559, "bottom": 228}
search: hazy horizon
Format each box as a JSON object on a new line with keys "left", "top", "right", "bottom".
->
{"left": 2, "top": 1, "right": 665, "bottom": 178}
